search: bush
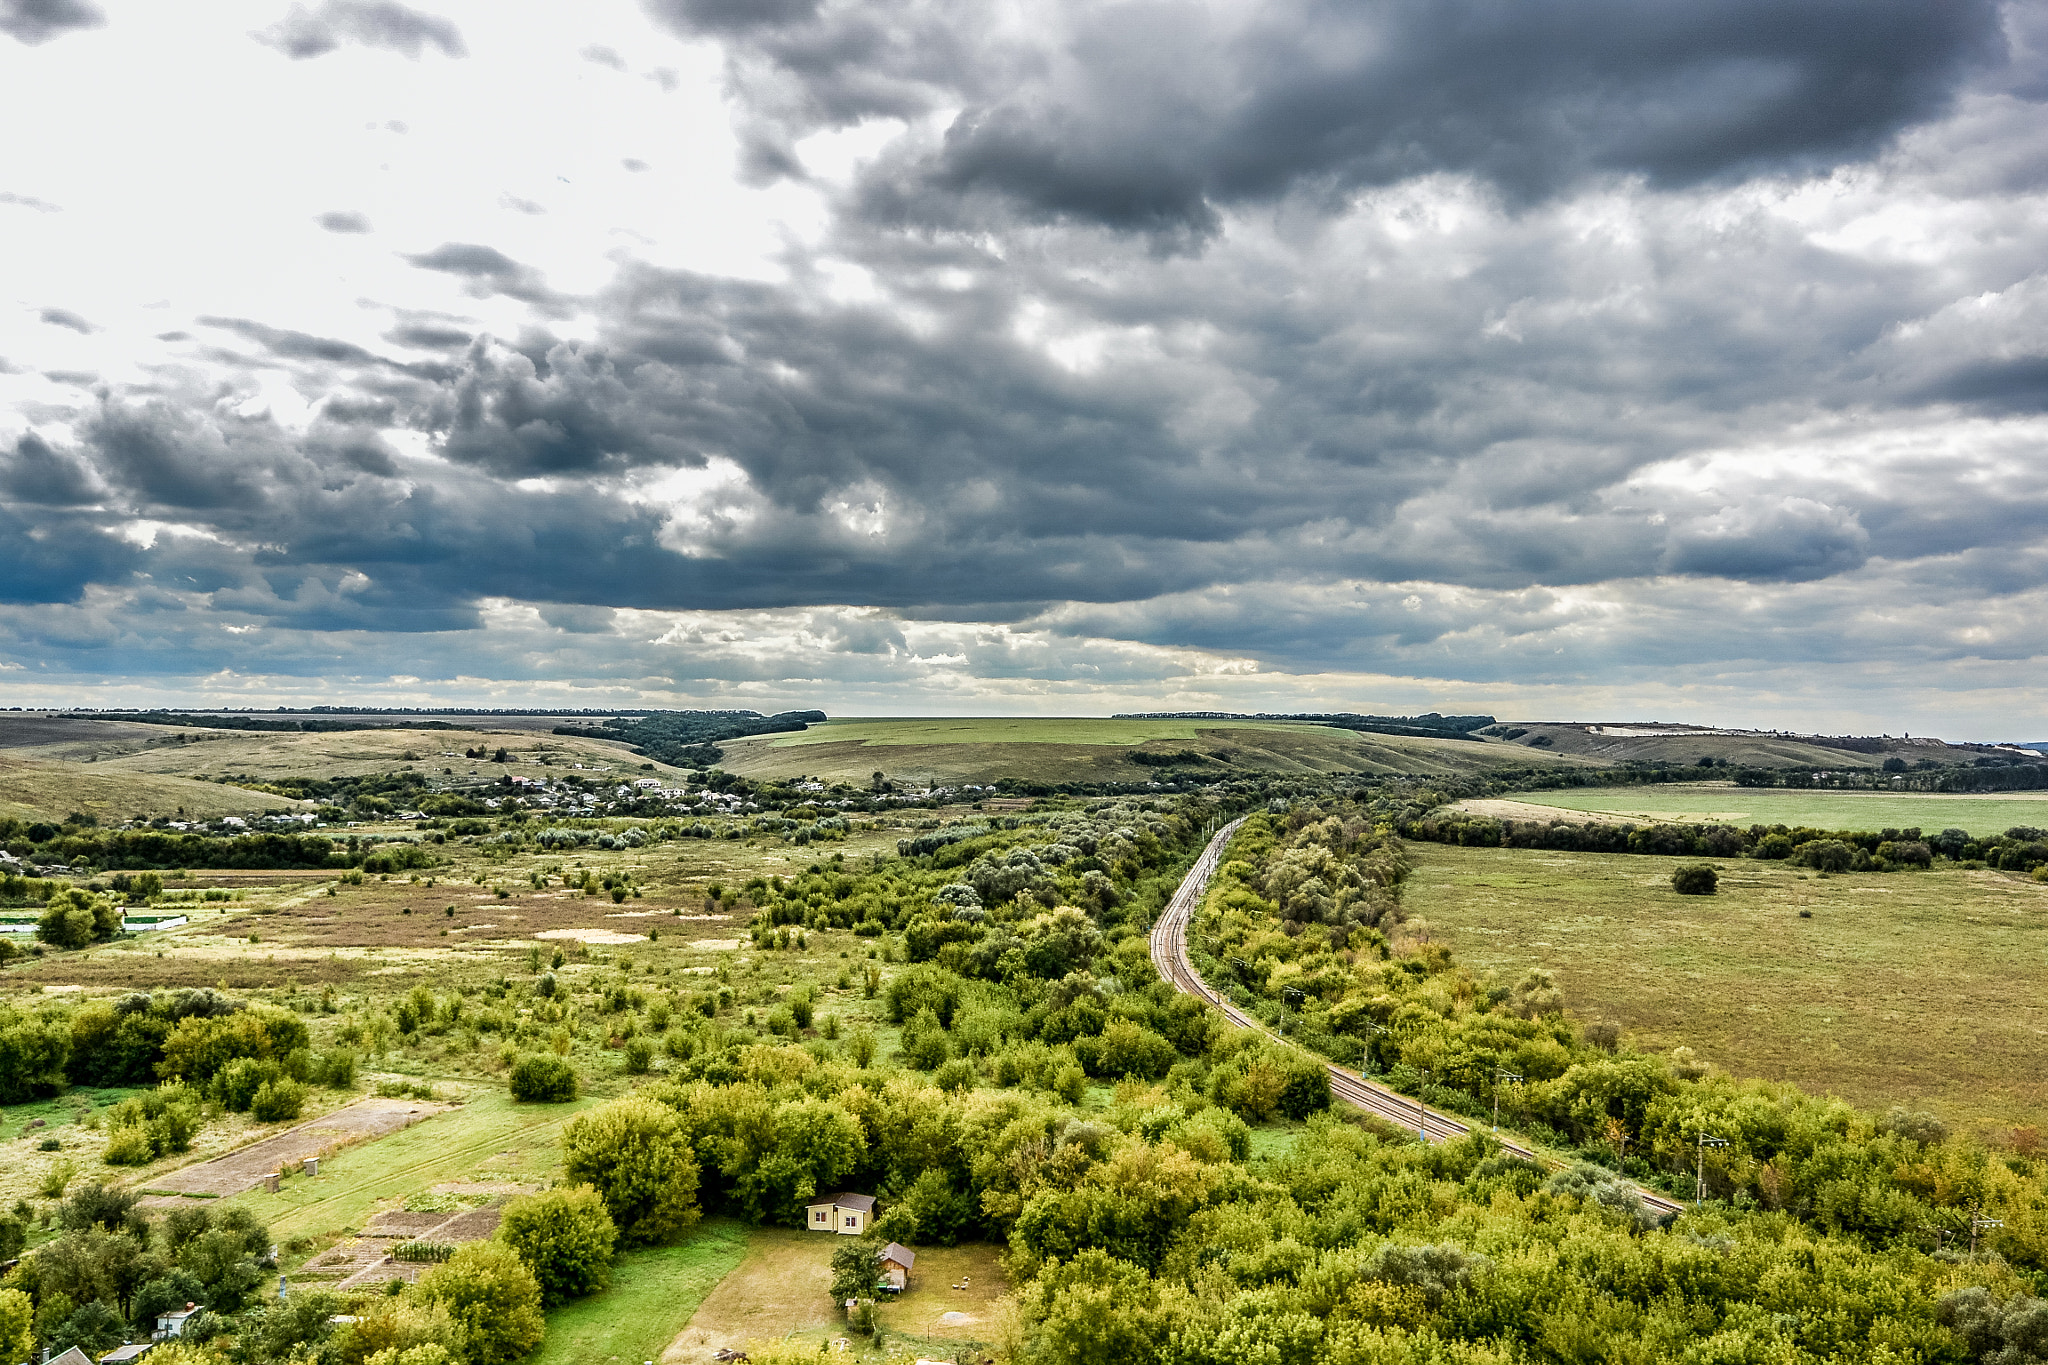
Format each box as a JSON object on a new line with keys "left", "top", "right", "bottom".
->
{"left": 1671, "top": 863, "right": 1718, "bottom": 895}
{"left": 622, "top": 1037, "right": 654, "bottom": 1074}
{"left": 561, "top": 1096, "right": 701, "bottom": 1245}
{"left": 251, "top": 1078, "right": 308, "bottom": 1122}
{"left": 415, "top": 1243, "right": 546, "bottom": 1365}
{"left": 510, "top": 1054, "right": 578, "bottom": 1102}
{"left": 218, "top": 1056, "right": 284, "bottom": 1111}
{"left": 497, "top": 1185, "right": 617, "bottom": 1307}
{"left": 104, "top": 1124, "right": 157, "bottom": 1165}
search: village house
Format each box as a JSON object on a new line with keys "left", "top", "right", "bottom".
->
{"left": 804, "top": 1192, "right": 876, "bottom": 1234}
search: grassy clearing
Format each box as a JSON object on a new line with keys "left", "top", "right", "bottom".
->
{"left": 1476, "top": 782, "right": 2048, "bottom": 836}
{"left": 1402, "top": 842, "right": 2048, "bottom": 1134}
{"left": 872, "top": 1241, "right": 1007, "bottom": 1351}
{"left": 238, "top": 1088, "right": 595, "bottom": 1245}
{"left": 665, "top": 1226, "right": 838, "bottom": 1356}
{"left": 532, "top": 1219, "right": 750, "bottom": 1365}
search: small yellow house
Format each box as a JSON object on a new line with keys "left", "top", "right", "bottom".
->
{"left": 804, "top": 1192, "right": 876, "bottom": 1234}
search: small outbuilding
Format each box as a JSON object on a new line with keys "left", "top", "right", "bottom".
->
{"left": 101, "top": 1345, "right": 155, "bottom": 1364}
{"left": 47, "top": 1348, "right": 94, "bottom": 1365}
{"left": 155, "top": 1304, "right": 202, "bottom": 1339}
{"left": 877, "top": 1243, "right": 916, "bottom": 1292}
{"left": 805, "top": 1192, "right": 876, "bottom": 1235}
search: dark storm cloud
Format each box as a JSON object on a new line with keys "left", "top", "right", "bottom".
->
{"left": 39, "top": 307, "right": 95, "bottom": 333}
{"left": 0, "top": 504, "right": 137, "bottom": 604}
{"left": 0, "top": 0, "right": 102, "bottom": 46}
{"left": 2, "top": 431, "right": 102, "bottom": 505}
{"left": 316, "top": 210, "right": 372, "bottom": 233}
{"left": 1918, "top": 356, "right": 2048, "bottom": 413}
{"left": 255, "top": 0, "right": 465, "bottom": 60}
{"left": 650, "top": 0, "right": 2006, "bottom": 233}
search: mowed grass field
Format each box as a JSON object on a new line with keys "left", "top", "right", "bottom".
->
{"left": 238, "top": 1089, "right": 596, "bottom": 1245}
{"left": 534, "top": 1220, "right": 750, "bottom": 1365}
{"left": 716, "top": 717, "right": 1594, "bottom": 787}
{"left": 1403, "top": 843, "right": 2048, "bottom": 1134}
{"left": 1469, "top": 783, "right": 2048, "bottom": 837}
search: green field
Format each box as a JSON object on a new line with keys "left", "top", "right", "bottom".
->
{"left": 0, "top": 752, "right": 305, "bottom": 823}
{"left": 717, "top": 717, "right": 1590, "bottom": 787}
{"left": 770, "top": 717, "right": 1334, "bottom": 747}
{"left": 1403, "top": 843, "right": 2048, "bottom": 1134}
{"left": 1477, "top": 782, "right": 2048, "bottom": 836}
{"left": 530, "top": 1220, "right": 749, "bottom": 1365}
{"left": 243, "top": 1089, "right": 595, "bottom": 1245}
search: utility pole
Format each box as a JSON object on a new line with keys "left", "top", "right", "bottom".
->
{"left": 1970, "top": 1210, "right": 2004, "bottom": 1256}
{"left": 1695, "top": 1132, "right": 1728, "bottom": 1205}
{"left": 1493, "top": 1069, "right": 1522, "bottom": 1133}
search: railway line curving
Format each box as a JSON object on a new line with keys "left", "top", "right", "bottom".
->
{"left": 1149, "top": 815, "right": 1686, "bottom": 1220}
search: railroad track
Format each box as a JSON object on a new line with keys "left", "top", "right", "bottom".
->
{"left": 1150, "top": 816, "right": 1686, "bottom": 1220}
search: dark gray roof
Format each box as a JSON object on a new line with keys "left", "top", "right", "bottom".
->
{"left": 879, "top": 1242, "right": 915, "bottom": 1269}
{"left": 102, "top": 1346, "right": 154, "bottom": 1363}
{"left": 814, "top": 1192, "right": 875, "bottom": 1213}
{"left": 50, "top": 1348, "right": 95, "bottom": 1365}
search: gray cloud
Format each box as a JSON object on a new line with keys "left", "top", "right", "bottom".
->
{"left": 316, "top": 209, "right": 372, "bottom": 233}
{"left": 3, "top": 1, "right": 2046, "bottom": 727}
{"left": 0, "top": 190, "right": 61, "bottom": 211}
{"left": 256, "top": 0, "right": 464, "bottom": 60}
{"left": 39, "top": 306, "right": 95, "bottom": 333}
{"left": 403, "top": 242, "right": 567, "bottom": 311}
{"left": 652, "top": 0, "right": 2008, "bottom": 234}
{"left": 0, "top": 0, "right": 102, "bottom": 46}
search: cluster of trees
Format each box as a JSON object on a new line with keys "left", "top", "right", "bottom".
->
{"left": 1405, "top": 809, "right": 2048, "bottom": 877}
{"left": 0, "top": 821, "right": 442, "bottom": 876}
{"left": 0, "top": 1188, "right": 276, "bottom": 1360}
{"left": 0, "top": 986, "right": 354, "bottom": 1117}
{"left": 550, "top": 709, "right": 825, "bottom": 769}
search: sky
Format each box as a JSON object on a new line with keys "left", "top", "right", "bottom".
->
{"left": 1, "top": 0, "right": 2045, "bottom": 738}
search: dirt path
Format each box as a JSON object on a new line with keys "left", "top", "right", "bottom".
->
{"left": 140, "top": 1097, "right": 444, "bottom": 1199}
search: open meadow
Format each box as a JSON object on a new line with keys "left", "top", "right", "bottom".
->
{"left": 716, "top": 715, "right": 1592, "bottom": 786}
{"left": 1454, "top": 782, "right": 2048, "bottom": 836}
{"left": 1401, "top": 842, "right": 2048, "bottom": 1134}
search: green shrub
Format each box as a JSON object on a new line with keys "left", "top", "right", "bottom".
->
{"left": 251, "top": 1077, "right": 307, "bottom": 1122}
{"left": 622, "top": 1037, "right": 654, "bottom": 1074}
{"left": 219, "top": 1056, "right": 284, "bottom": 1111}
{"left": 103, "top": 1125, "right": 156, "bottom": 1166}
{"left": 1671, "top": 863, "right": 1718, "bottom": 895}
{"left": 561, "top": 1096, "right": 701, "bottom": 1245}
{"left": 510, "top": 1054, "right": 578, "bottom": 1102}
{"left": 497, "top": 1185, "right": 617, "bottom": 1307}
{"left": 415, "top": 1242, "right": 545, "bottom": 1365}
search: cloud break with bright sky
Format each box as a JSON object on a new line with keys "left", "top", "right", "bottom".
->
{"left": 2, "top": 0, "right": 2045, "bottom": 736}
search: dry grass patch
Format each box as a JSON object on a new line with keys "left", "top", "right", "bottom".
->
{"left": 1405, "top": 843, "right": 2048, "bottom": 1134}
